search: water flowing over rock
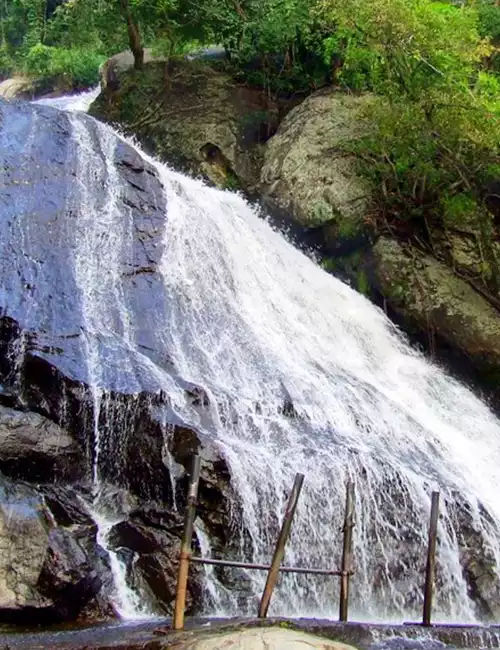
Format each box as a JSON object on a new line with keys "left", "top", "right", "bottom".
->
{"left": 2, "top": 94, "right": 500, "bottom": 625}
{"left": 0, "top": 97, "right": 211, "bottom": 621}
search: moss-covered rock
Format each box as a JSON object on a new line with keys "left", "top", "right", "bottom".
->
{"left": 90, "top": 59, "right": 280, "bottom": 191}
{"left": 372, "top": 237, "right": 500, "bottom": 375}
{"left": 432, "top": 201, "right": 500, "bottom": 297}
{"left": 260, "top": 88, "right": 374, "bottom": 254}
{"left": 99, "top": 48, "right": 166, "bottom": 91}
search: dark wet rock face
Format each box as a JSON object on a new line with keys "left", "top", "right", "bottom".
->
{"left": 451, "top": 496, "right": 500, "bottom": 621}
{"left": 0, "top": 96, "right": 172, "bottom": 493}
{"left": 0, "top": 405, "right": 84, "bottom": 482}
{"left": 108, "top": 506, "right": 202, "bottom": 615}
{"left": 0, "top": 98, "right": 233, "bottom": 623}
{"left": 168, "top": 422, "right": 239, "bottom": 552}
{"left": 0, "top": 98, "right": 168, "bottom": 397}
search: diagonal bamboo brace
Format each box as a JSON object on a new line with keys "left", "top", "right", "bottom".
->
{"left": 173, "top": 454, "right": 201, "bottom": 630}
{"left": 258, "top": 472, "right": 305, "bottom": 618}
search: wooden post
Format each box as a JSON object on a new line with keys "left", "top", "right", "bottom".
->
{"left": 339, "top": 480, "right": 355, "bottom": 622}
{"left": 258, "top": 473, "right": 305, "bottom": 618}
{"left": 173, "top": 454, "right": 201, "bottom": 630}
{"left": 422, "top": 491, "right": 440, "bottom": 627}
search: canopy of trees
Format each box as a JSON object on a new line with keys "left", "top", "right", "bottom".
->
{"left": 1, "top": 0, "right": 500, "bottom": 259}
{"left": 4, "top": 0, "right": 497, "bottom": 91}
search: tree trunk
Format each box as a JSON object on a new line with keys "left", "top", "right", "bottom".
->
{"left": 119, "top": 0, "right": 144, "bottom": 70}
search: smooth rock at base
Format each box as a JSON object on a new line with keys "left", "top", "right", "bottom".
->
{"left": 181, "top": 628, "right": 358, "bottom": 650}
{"left": 0, "top": 405, "right": 84, "bottom": 482}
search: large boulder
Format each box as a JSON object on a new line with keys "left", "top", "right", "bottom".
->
{"left": 371, "top": 237, "right": 500, "bottom": 377}
{"left": 0, "top": 475, "right": 107, "bottom": 623}
{"left": 260, "top": 88, "right": 374, "bottom": 255}
{"left": 99, "top": 48, "right": 166, "bottom": 91}
{"left": 90, "top": 59, "right": 282, "bottom": 191}
{"left": 0, "top": 405, "right": 84, "bottom": 482}
{"left": 0, "top": 77, "right": 37, "bottom": 100}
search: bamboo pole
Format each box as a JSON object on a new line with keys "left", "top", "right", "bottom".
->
{"left": 190, "top": 556, "right": 344, "bottom": 575}
{"left": 422, "top": 491, "right": 440, "bottom": 627}
{"left": 339, "top": 480, "right": 355, "bottom": 622}
{"left": 173, "top": 454, "right": 201, "bottom": 630}
{"left": 258, "top": 473, "right": 305, "bottom": 618}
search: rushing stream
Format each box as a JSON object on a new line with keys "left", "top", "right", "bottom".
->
{"left": 26, "top": 90, "right": 500, "bottom": 624}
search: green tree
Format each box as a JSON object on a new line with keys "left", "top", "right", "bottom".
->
{"left": 324, "top": 0, "right": 500, "bottom": 274}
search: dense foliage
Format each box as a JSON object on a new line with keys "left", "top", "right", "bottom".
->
{"left": 1, "top": 0, "right": 500, "bottom": 274}
{"left": 326, "top": 0, "right": 500, "bottom": 287}
{"left": 2, "top": 0, "right": 500, "bottom": 95}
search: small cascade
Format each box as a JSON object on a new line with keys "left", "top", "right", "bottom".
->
{"left": 89, "top": 492, "right": 154, "bottom": 620}
{"left": 33, "top": 86, "right": 100, "bottom": 112}
{"left": 67, "top": 109, "right": 148, "bottom": 617}
{"left": 195, "top": 523, "right": 239, "bottom": 617}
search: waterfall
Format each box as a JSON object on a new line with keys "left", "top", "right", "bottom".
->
{"left": 151, "top": 165, "right": 500, "bottom": 623}
{"left": 27, "top": 93, "right": 500, "bottom": 624}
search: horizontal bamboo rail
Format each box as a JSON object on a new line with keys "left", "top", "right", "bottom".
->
{"left": 190, "top": 555, "right": 348, "bottom": 576}
{"left": 173, "top": 463, "right": 357, "bottom": 629}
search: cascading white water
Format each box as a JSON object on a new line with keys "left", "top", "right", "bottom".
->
{"left": 34, "top": 86, "right": 100, "bottom": 112}
{"left": 151, "top": 166, "right": 500, "bottom": 623}
{"left": 33, "top": 92, "right": 500, "bottom": 623}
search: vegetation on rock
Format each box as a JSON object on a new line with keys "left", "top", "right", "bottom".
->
{"left": 2, "top": 0, "right": 500, "bottom": 371}
{"left": 4, "top": 0, "right": 500, "bottom": 225}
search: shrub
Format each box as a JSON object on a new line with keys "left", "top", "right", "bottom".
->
{"left": 348, "top": 90, "right": 500, "bottom": 234}
{"left": 0, "top": 47, "right": 15, "bottom": 79}
{"left": 24, "top": 44, "right": 104, "bottom": 88}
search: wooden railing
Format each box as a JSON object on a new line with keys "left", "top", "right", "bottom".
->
{"left": 173, "top": 454, "right": 439, "bottom": 630}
